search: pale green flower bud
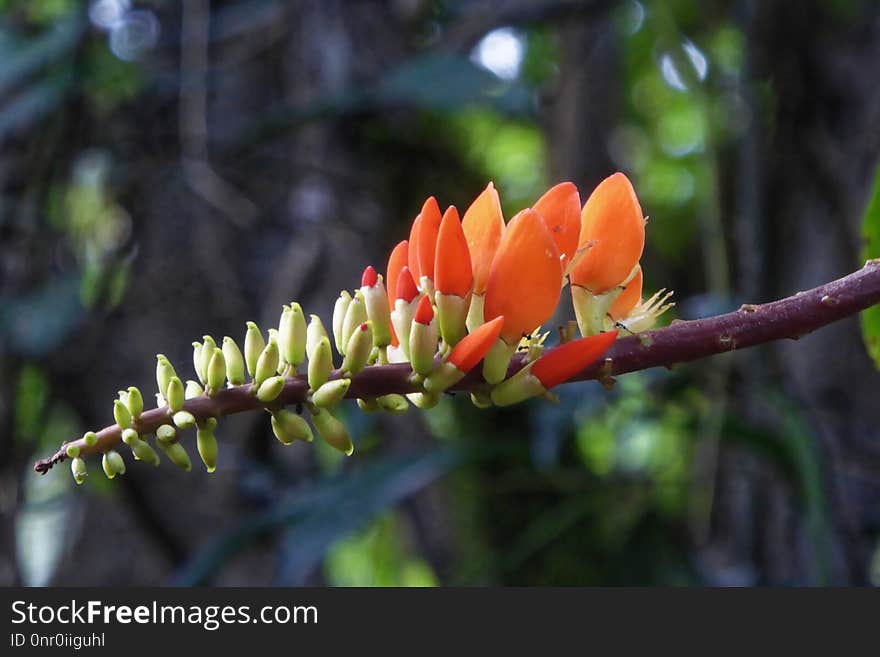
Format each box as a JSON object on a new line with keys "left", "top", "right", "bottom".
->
{"left": 173, "top": 410, "right": 197, "bottom": 429}
{"left": 311, "top": 407, "right": 354, "bottom": 456}
{"left": 312, "top": 378, "right": 351, "bottom": 408}
{"left": 271, "top": 410, "right": 314, "bottom": 445}
{"left": 83, "top": 431, "right": 99, "bottom": 447}
{"left": 490, "top": 366, "right": 545, "bottom": 407}
{"left": 409, "top": 318, "right": 438, "bottom": 377}
{"left": 256, "top": 375, "right": 285, "bottom": 402}
{"left": 121, "top": 427, "right": 140, "bottom": 446}
{"left": 133, "top": 440, "right": 160, "bottom": 467}
{"left": 66, "top": 444, "right": 80, "bottom": 458}
{"left": 341, "top": 321, "right": 373, "bottom": 376}
{"left": 113, "top": 399, "right": 132, "bottom": 429}
{"left": 377, "top": 393, "right": 409, "bottom": 414}
{"left": 185, "top": 380, "right": 204, "bottom": 399}
{"left": 254, "top": 338, "right": 279, "bottom": 388}
{"left": 196, "top": 417, "right": 218, "bottom": 472}
{"left": 118, "top": 389, "right": 129, "bottom": 407}
{"left": 286, "top": 302, "right": 307, "bottom": 367}
{"left": 332, "top": 291, "right": 352, "bottom": 355}
{"left": 102, "top": 449, "right": 126, "bottom": 479}
{"left": 481, "top": 338, "right": 517, "bottom": 385}
{"left": 159, "top": 441, "right": 192, "bottom": 471}
{"left": 407, "top": 391, "right": 441, "bottom": 409}
{"left": 306, "top": 314, "right": 329, "bottom": 361}
{"left": 156, "top": 355, "right": 177, "bottom": 400}
{"left": 207, "top": 347, "right": 226, "bottom": 394}
{"left": 308, "top": 336, "right": 333, "bottom": 390}
{"left": 166, "top": 376, "right": 184, "bottom": 412}
{"left": 199, "top": 336, "right": 217, "bottom": 385}
{"left": 156, "top": 424, "right": 177, "bottom": 445}
{"left": 277, "top": 305, "right": 292, "bottom": 364}
{"left": 222, "top": 337, "right": 245, "bottom": 386}
{"left": 244, "top": 321, "right": 266, "bottom": 378}
{"left": 356, "top": 398, "right": 380, "bottom": 413}
{"left": 341, "top": 292, "right": 367, "bottom": 355}
{"left": 126, "top": 386, "right": 144, "bottom": 418}
{"left": 192, "top": 341, "right": 204, "bottom": 383}
{"left": 71, "top": 457, "right": 87, "bottom": 485}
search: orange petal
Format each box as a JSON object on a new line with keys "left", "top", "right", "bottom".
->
{"left": 483, "top": 209, "right": 563, "bottom": 344}
{"left": 531, "top": 331, "right": 617, "bottom": 389}
{"left": 417, "top": 196, "right": 442, "bottom": 282}
{"left": 447, "top": 316, "right": 504, "bottom": 373}
{"left": 434, "top": 206, "right": 473, "bottom": 297}
{"left": 414, "top": 294, "right": 434, "bottom": 325}
{"left": 396, "top": 266, "right": 419, "bottom": 303}
{"left": 408, "top": 215, "right": 423, "bottom": 284}
{"left": 609, "top": 266, "right": 642, "bottom": 321}
{"left": 386, "top": 240, "right": 408, "bottom": 310}
{"left": 462, "top": 182, "right": 504, "bottom": 295}
{"left": 532, "top": 182, "right": 581, "bottom": 268}
{"left": 571, "top": 172, "right": 645, "bottom": 294}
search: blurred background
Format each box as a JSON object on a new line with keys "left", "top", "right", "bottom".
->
{"left": 2, "top": 0, "right": 880, "bottom": 586}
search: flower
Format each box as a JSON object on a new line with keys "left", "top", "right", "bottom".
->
{"left": 482, "top": 208, "right": 564, "bottom": 383}
{"left": 532, "top": 181, "right": 581, "bottom": 271}
{"left": 409, "top": 196, "right": 442, "bottom": 296}
{"left": 434, "top": 205, "right": 473, "bottom": 347}
{"left": 462, "top": 182, "right": 505, "bottom": 330}
{"left": 385, "top": 240, "right": 409, "bottom": 346}
{"left": 424, "top": 316, "right": 505, "bottom": 392}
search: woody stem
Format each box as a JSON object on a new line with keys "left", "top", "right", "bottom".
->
{"left": 34, "top": 260, "right": 880, "bottom": 475}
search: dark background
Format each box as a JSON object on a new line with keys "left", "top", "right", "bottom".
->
{"left": 2, "top": 0, "right": 880, "bottom": 586}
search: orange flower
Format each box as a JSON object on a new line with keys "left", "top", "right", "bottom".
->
{"left": 532, "top": 182, "right": 581, "bottom": 270}
{"left": 530, "top": 331, "right": 617, "bottom": 389}
{"left": 407, "top": 215, "right": 423, "bottom": 284}
{"left": 417, "top": 196, "right": 442, "bottom": 287}
{"left": 484, "top": 209, "right": 563, "bottom": 345}
{"left": 434, "top": 205, "right": 473, "bottom": 297}
{"left": 462, "top": 182, "right": 504, "bottom": 295}
{"left": 386, "top": 240, "right": 409, "bottom": 310}
{"left": 570, "top": 172, "right": 645, "bottom": 294}
{"left": 447, "top": 316, "right": 504, "bottom": 374}
{"left": 608, "top": 265, "right": 642, "bottom": 321}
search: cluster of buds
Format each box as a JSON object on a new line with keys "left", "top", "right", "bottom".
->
{"left": 63, "top": 172, "right": 671, "bottom": 485}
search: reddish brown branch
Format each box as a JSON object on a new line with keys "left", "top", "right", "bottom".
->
{"left": 34, "top": 260, "right": 880, "bottom": 475}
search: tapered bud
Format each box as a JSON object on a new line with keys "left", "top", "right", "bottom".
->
{"left": 377, "top": 393, "right": 409, "bottom": 414}
{"left": 312, "top": 378, "right": 351, "bottom": 408}
{"left": 391, "top": 266, "right": 420, "bottom": 358}
{"left": 124, "top": 429, "right": 160, "bottom": 466}
{"left": 156, "top": 424, "right": 177, "bottom": 445}
{"left": 285, "top": 302, "right": 308, "bottom": 367}
{"left": 222, "top": 337, "right": 246, "bottom": 385}
{"left": 166, "top": 376, "right": 184, "bottom": 412}
{"left": 407, "top": 391, "right": 441, "bottom": 409}
{"left": 254, "top": 338, "right": 280, "bottom": 388}
{"left": 271, "top": 409, "right": 314, "bottom": 445}
{"left": 425, "top": 316, "right": 505, "bottom": 393}
{"left": 409, "top": 296, "right": 438, "bottom": 376}
{"left": 102, "top": 449, "right": 126, "bottom": 479}
{"left": 256, "top": 375, "right": 285, "bottom": 402}
{"left": 126, "top": 386, "right": 144, "bottom": 418}
{"left": 341, "top": 292, "right": 367, "bottom": 355}
{"left": 156, "top": 355, "right": 177, "bottom": 401}
{"left": 185, "top": 380, "right": 204, "bottom": 399}
{"left": 113, "top": 399, "right": 132, "bottom": 429}
{"left": 244, "top": 321, "right": 266, "bottom": 378}
{"left": 66, "top": 444, "right": 80, "bottom": 458}
{"left": 199, "top": 336, "right": 217, "bottom": 384}
{"left": 71, "top": 457, "right": 87, "bottom": 485}
{"left": 361, "top": 266, "right": 393, "bottom": 348}
{"left": 311, "top": 407, "right": 354, "bottom": 456}
{"left": 207, "top": 347, "right": 226, "bottom": 394}
{"left": 83, "top": 431, "right": 99, "bottom": 447}
{"left": 159, "top": 441, "right": 192, "bottom": 471}
{"left": 308, "top": 336, "right": 333, "bottom": 390}
{"left": 306, "top": 314, "right": 329, "bottom": 360}
{"left": 196, "top": 418, "right": 219, "bottom": 473}
{"left": 332, "top": 291, "right": 352, "bottom": 354}
{"left": 173, "top": 410, "right": 197, "bottom": 429}
{"left": 357, "top": 398, "right": 380, "bottom": 413}
{"left": 341, "top": 322, "right": 373, "bottom": 376}
{"left": 481, "top": 338, "right": 518, "bottom": 385}
{"left": 192, "top": 341, "right": 204, "bottom": 383}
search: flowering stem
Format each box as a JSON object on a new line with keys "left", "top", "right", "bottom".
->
{"left": 34, "top": 260, "right": 880, "bottom": 475}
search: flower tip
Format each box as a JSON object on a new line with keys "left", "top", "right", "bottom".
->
{"left": 414, "top": 295, "right": 434, "bottom": 325}
{"left": 396, "top": 266, "right": 419, "bottom": 303}
{"left": 361, "top": 265, "right": 378, "bottom": 288}
{"left": 531, "top": 330, "right": 618, "bottom": 389}
{"left": 447, "top": 315, "right": 505, "bottom": 373}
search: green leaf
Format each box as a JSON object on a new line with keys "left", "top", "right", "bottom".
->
{"left": 859, "top": 161, "right": 880, "bottom": 369}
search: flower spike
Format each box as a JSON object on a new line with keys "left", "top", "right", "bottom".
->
{"left": 492, "top": 331, "right": 617, "bottom": 406}
{"left": 482, "top": 209, "right": 563, "bottom": 383}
